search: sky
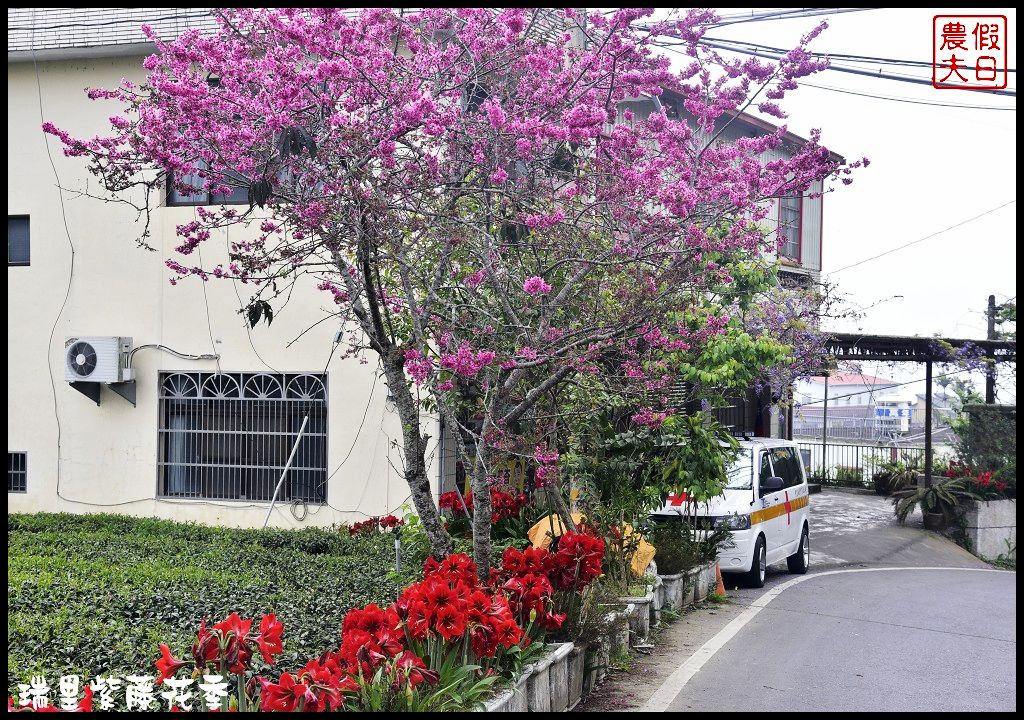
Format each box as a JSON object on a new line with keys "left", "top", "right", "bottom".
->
{"left": 667, "top": 8, "right": 1017, "bottom": 400}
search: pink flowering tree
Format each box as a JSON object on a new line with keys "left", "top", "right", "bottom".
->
{"left": 47, "top": 8, "right": 858, "bottom": 571}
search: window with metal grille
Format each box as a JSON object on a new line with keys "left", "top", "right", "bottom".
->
{"left": 9, "top": 216, "right": 30, "bottom": 266}
{"left": 157, "top": 372, "right": 328, "bottom": 502}
{"left": 778, "top": 194, "right": 802, "bottom": 261}
{"left": 8, "top": 452, "right": 27, "bottom": 493}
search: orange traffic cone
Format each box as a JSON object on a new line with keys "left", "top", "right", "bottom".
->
{"left": 715, "top": 561, "right": 726, "bottom": 596}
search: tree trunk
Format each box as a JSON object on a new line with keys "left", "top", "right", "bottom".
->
{"left": 470, "top": 440, "right": 493, "bottom": 581}
{"left": 381, "top": 354, "right": 453, "bottom": 559}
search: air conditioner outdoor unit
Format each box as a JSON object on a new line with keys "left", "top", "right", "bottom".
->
{"left": 64, "top": 336, "right": 134, "bottom": 384}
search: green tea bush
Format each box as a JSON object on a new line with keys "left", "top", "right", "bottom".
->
{"left": 7, "top": 513, "right": 402, "bottom": 693}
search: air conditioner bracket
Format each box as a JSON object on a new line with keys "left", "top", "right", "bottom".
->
{"left": 70, "top": 381, "right": 101, "bottom": 406}
{"left": 110, "top": 380, "right": 137, "bottom": 407}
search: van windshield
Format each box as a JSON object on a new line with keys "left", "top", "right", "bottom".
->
{"left": 723, "top": 449, "right": 754, "bottom": 490}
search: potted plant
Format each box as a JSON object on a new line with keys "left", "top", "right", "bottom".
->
{"left": 892, "top": 478, "right": 980, "bottom": 530}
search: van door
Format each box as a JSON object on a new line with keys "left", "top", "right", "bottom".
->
{"left": 756, "top": 450, "right": 786, "bottom": 559}
{"left": 769, "top": 447, "right": 806, "bottom": 553}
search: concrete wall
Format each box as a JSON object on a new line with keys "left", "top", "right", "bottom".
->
{"left": 964, "top": 499, "right": 1016, "bottom": 560}
{"left": 7, "top": 56, "right": 439, "bottom": 528}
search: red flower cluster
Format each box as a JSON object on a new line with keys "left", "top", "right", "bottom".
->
{"left": 438, "top": 490, "right": 469, "bottom": 515}
{"left": 349, "top": 514, "right": 405, "bottom": 535}
{"left": 497, "top": 532, "right": 605, "bottom": 631}
{"left": 157, "top": 612, "right": 284, "bottom": 684}
{"left": 973, "top": 470, "right": 1008, "bottom": 492}
{"left": 259, "top": 653, "right": 356, "bottom": 712}
{"left": 401, "top": 554, "right": 524, "bottom": 656}
{"left": 438, "top": 488, "right": 529, "bottom": 524}
{"left": 259, "top": 600, "right": 443, "bottom": 712}
{"left": 263, "top": 554, "right": 531, "bottom": 711}
{"left": 945, "top": 461, "right": 973, "bottom": 479}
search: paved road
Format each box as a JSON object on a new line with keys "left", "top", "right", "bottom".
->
{"left": 662, "top": 489, "right": 1017, "bottom": 712}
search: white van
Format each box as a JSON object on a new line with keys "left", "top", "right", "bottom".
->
{"left": 651, "top": 438, "right": 810, "bottom": 588}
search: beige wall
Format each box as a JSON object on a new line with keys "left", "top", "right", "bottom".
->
{"left": 7, "top": 56, "right": 439, "bottom": 528}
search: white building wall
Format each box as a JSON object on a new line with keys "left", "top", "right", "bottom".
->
{"left": 8, "top": 56, "right": 438, "bottom": 528}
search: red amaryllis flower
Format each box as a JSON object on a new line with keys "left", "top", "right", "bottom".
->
{"left": 214, "top": 612, "right": 253, "bottom": 641}
{"left": 467, "top": 591, "right": 491, "bottom": 622}
{"left": 259, "top": 673, "right": 305, "bottom": 712}
{"left": 976, "top": 471, "right": 993, "bottom": 487}
{"left": 78, "top": 685, "right": 93, "bottom": 713}
{"left": 538, "top": 610, "right": 566, "bottom": 631}
{"left": 379, "top": 514, "right": 404, "bottom": 529}
{"left": 494, "top": 619, "right": 524, "bottom": 648}
{"left": 192, "top": 619, "right": 220, "bottom": 667}
{"left": 376, "top": 627, "right": 405, "bottom": 657}
{"left": 223, "top": 633, "right": 254, "bottom": 674}
{"left": 995, "top": 481, "right": 1008, "bottom": 492}
{"left": 155, "top": 643, "right": 190, "bottom": 684}
{"left": 394, "top": 650, "right": 438, "bottom": 689}
{"left": 406, "top": 600, "right": 431, "bottom": 641}
{"left": 425, "top": 583, "right": 459, "bottom": 613}
{"left": 344, "top": 603, "right": 391, "bottom": 636}
{"left": 256, "top": 613, "right": 284, "bottom": 664}
{"left": 422, "top": 556, "right": 441, "bottom": 576}
{"left": 434, "top": 604, "right": 467, "bottom": 641}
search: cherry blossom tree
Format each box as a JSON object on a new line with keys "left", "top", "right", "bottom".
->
{"left": 46, "top": 8, "right": 860, "bottom": 571}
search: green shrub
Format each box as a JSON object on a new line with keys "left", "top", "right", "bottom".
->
{"left": 834, "top": 466, "right": 864, "bottom": 486}
{"left": 7, "top": 513, "right": 403, "bottom": 694}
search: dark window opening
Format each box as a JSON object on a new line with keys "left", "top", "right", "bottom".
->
{"left": 8, "top": 216, "right": 30, "bottom": 266}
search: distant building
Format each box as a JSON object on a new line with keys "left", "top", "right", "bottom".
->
{"left": 795, "top": 374, "right": 899, "bottom": 407}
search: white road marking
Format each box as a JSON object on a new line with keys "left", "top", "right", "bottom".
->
{"left": 641, "top": 566, "right": 1009, "bottom": 712}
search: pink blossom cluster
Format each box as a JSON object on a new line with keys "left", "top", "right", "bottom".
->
{"left": 403, "top": 349, "right": 434, "bottom": 385}
{"left": 439, "top": 342, "right": 496, "bottom": 379}
{"left": 522, "top": 276, "right": 552, "bottom": 296}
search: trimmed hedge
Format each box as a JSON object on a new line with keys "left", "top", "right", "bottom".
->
{"left": 8, "top": 513, "right": 402, "bottom": 693}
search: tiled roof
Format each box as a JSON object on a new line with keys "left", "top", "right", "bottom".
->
{"left": 8, "top": 8, "right": 217, "bottom": 55}
{"left": 8, "top": 8, "right": 568, "bottom": 57}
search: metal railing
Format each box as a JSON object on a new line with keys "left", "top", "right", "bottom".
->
{"left": 797, "top": 441, "right": 932, "bottom": 486}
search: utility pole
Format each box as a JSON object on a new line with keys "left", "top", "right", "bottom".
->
{"left": 986, "top": 294, "right": 997, "bottom": 404}
{"left": 821, "top": 374, "right": 828, "bottom": 479}
{"left": 924, "top": 360, "right": 933, "bottom": 488}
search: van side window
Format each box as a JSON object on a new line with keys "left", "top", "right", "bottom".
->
{"left": 759, "top": 453, "right": 774, "bottom": 496}
{"left": 771, "top": 448, "right": 802, "bottom": 488}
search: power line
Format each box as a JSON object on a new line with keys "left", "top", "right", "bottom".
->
{"left": 797, "top": 80, "right": 1016, "bottom": 111}
{"left": 9, "top": 11, "right": 214, "bottom": 32}
{"left": 697, "top": 38, "right": 1016, "bottom": 97}
{"left": 703, "top": 35, "right": 1016, "bottom": 74}
{"left": 828, "top": 200, "right": 1017, "bottom": 275}
{"left": 708, "top": 8, "right": 878, "bottom": 29}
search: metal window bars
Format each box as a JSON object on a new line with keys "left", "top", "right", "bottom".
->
{"left": 8, "top": 452, "right": 27, "bottom": 493}
{"left": 157, "top": 372, "right": 328, "bottom": 503}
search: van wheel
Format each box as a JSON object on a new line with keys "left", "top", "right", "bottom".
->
{"left": 787, "top": 525, "right": 810, "bottom": 574}
{"left": 742, "top": 536, "right": 767, "bottom": 588}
